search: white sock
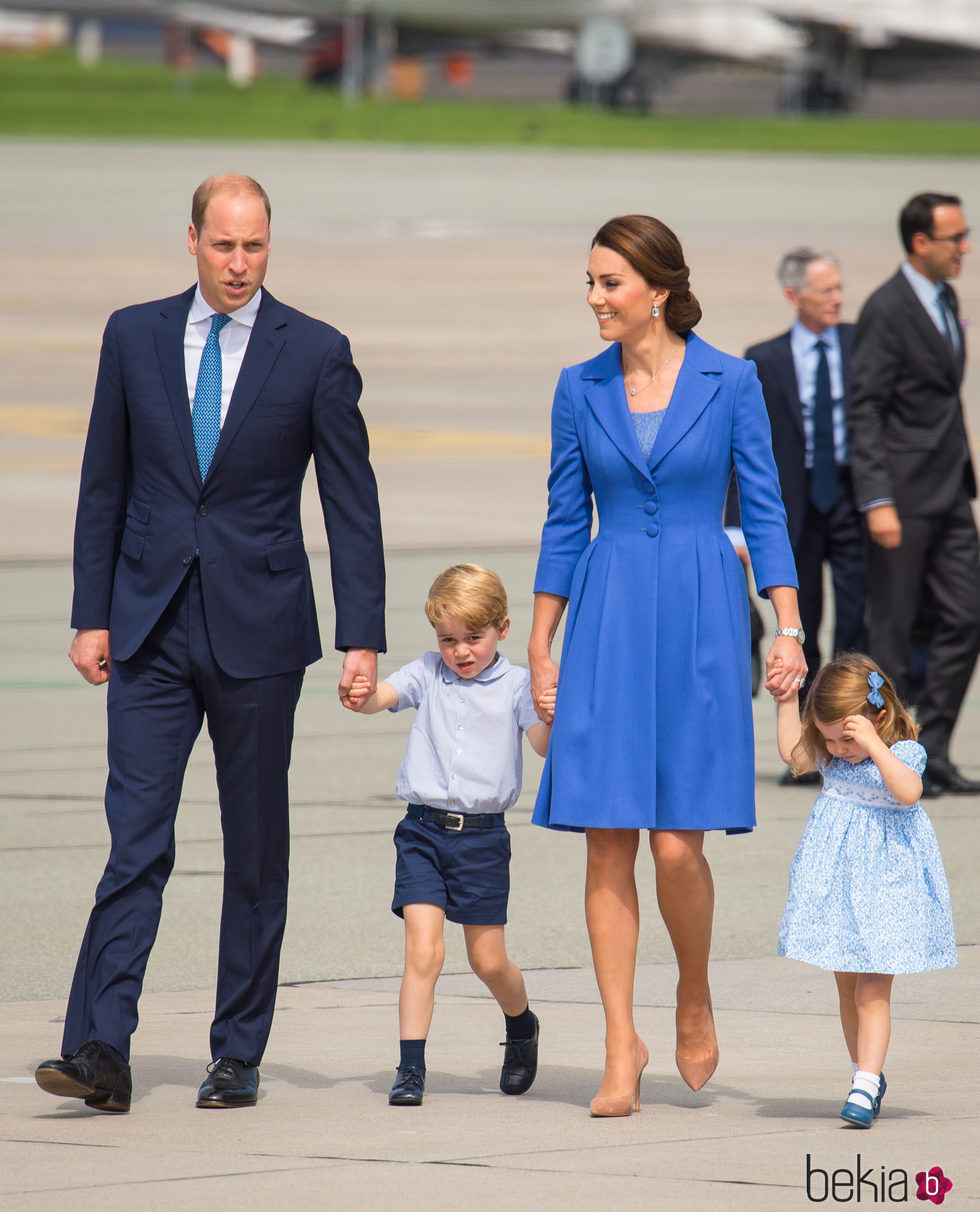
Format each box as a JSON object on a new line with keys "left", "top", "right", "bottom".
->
{"left": 847, "top": 1070, "right": 880, "bottom": 1107}
{"left": 850, "top": 1060, "right": 859, "bottom": 1079}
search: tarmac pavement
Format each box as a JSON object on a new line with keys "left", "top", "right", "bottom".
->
{"left": 1, "top": 141, "right": 978, "bottom": 1209}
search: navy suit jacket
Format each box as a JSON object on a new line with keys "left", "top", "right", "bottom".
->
{"left": 71, "top": 285, "right": 386, "bottom": 678}
{"left": 727, "top": 323, "right": 854, "bottom": 548}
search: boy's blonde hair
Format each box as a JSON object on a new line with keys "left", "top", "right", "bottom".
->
{"left": 793, "top": 652, "right": 918, "bottom": 771}
{"left": 424, "top": 564, "right": 508, "bottom": 632}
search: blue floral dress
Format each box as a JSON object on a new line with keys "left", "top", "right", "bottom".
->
{"left": 778, "top": 740, "right": 957, "bottom": 974}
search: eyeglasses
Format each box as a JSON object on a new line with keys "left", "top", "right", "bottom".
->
{"left": 930, "top": 229, "right": 971, "bottom": 245}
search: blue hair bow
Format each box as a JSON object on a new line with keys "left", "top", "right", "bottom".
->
{"left": 867, "top": 672, "right": 885, "bottom": 709}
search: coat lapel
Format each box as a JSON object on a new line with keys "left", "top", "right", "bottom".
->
{"left": 772, "top": 330, "right": 805, "bottom": 440}
{"left": 583, "top": 344, "right": 653, "bottom": 482}
{"left": 839, "top": 322, "right": 854, "bottom": 406}
{"left": 894, "top": 271, "right": 960, "bottom": 385}
{"left": 205, "top": 290, "right": 287, "bottom": 481}
{"left": 155, "top": 286, "right": 200, "bottom": 484}
{"left": 648, "top": 333, "right": 722, "bottom": 472}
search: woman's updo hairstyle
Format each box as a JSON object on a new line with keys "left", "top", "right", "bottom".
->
{"left": 592, "top": 214, "right": 702, "bottom": 334}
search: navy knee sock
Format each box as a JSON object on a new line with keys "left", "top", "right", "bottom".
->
{"left": 399, "top": 1039, "right": 426, "bottom": 1070}
{"left": 504, "top": 1006, "right": 535, "bottom": 1041}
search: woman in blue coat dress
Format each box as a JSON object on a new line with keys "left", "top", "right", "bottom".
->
{"left": 528, "top": 215, "right": 806, "bottom": 1116}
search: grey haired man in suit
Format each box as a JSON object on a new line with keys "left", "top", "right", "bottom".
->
{"left": 849, "top": 191, "right": 979, "bottom": 798}
{"left": 726, "top": 248, "right": 867, "bottom": 784}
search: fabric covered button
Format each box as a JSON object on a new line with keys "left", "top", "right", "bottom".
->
{"left": 644, "top": 501, "right": 658, "bottom": 515}
{"left": 645, "top": 523, "right": 660, "bottom": 537}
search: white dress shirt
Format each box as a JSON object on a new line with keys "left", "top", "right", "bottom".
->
{"left": 184, "top": 286, "right": 262, "bottom": 423}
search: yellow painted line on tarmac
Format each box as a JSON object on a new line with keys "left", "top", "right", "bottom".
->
{"left": 7, "top": 405, "right": 980, "bottom": 470}
{"left": 0, "top": 404, "right": 89, "bottom": 438}
{"left": 0, "top": 407, "right": 551, "bottom": 466}
{"left": 368, "top": 426, "right": 549, "bottom": 463}
{"left": 0, "top": 455, "right": 81, "bottom": 470}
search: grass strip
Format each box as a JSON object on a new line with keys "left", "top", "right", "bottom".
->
{"left": 1, "top": 49, "right": 978, "bottom": 154}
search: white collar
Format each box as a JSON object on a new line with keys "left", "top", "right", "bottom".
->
{"left": 189, "top": 284, "right": 262, "bottom": 328}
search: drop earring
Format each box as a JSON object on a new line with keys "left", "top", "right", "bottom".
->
{"left": 651, "top": 301, "right": 661, "bottom": 318}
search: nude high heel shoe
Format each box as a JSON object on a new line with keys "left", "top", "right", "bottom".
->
{"left": 590, "top": 1039, "right": 649, "bottom": 1117}
{"left": 675, "top": 997, "right": 718, "bottom": 1092}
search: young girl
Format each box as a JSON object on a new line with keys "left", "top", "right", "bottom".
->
{"left": 776, "top": 653, "right": 956, "bottom": 1128}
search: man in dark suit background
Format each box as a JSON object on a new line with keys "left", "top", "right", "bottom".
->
{"left": 728, "top": 247, "right": 866, "bottom": 782}
{"left": 849, "top": 191, "right": 979, "bottom": 798}
{"left": 35, "top": 174, "right": 386, "bottom": 1112}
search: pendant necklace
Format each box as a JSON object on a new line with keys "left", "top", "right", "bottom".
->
{"left": 626, "top": 353, "right": 672, "bottom": 397}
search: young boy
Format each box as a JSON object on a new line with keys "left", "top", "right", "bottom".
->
{"left": 349, "top": 564, "right": 553, "bottom": 1106}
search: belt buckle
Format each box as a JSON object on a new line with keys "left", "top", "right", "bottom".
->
{"left": 444, "top": 812, "right": 464, "bottom": 832}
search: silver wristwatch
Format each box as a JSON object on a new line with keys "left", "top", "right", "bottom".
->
{"left": 775, "top": 627, "right": 806, "bottom": 644}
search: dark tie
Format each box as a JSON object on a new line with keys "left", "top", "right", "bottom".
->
{"left": 192, "top": 313, "right": 231, "bottom": 479}
{"left": 937, "top": 285, "right": 959, "bottom": 356}
{"left": 809, "top": 337, "right": 838, "bottom": 513}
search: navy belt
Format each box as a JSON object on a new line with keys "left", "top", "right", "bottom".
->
{"left": 407, "top": 803, "right": 504, "bottom": 832}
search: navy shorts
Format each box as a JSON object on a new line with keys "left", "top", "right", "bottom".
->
{"left": 391, "top": 812, "right": 511, "bottom": 925}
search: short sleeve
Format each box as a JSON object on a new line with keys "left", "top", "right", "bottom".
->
{"left": 890, "top": 739, "right": 927, "bottom": 776}
{"left": 512, "top": 667, "right": 541, "bottom": 735}
{"left": 384, "top": 652, "right": 439, "bottom": 712}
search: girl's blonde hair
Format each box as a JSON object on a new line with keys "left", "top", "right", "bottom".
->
{"left": 793, "top": 653, "right": 918, "bottom": 771}
{"left": 424, "top": 564, "right": 508, "bottom": 633}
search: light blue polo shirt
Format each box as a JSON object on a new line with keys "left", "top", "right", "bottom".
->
{"left": 386, "top": 651, "right": 541, "bottom": 815}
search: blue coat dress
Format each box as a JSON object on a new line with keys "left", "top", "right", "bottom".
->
{"left": 532, "top": 334, "right": 797, "bottom": 832}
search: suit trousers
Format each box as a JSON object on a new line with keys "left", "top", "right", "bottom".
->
{"left": 796, "top": 472, "right": 867, "bottom": 688}
{"left": 62, "top": 564, "right": 304, "bottom": 1065}
{"left": 867, "top": 493, "right": 980, "bottom": 761}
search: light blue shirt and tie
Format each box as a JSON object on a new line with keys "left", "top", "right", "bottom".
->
{"left": 184, "top": 285, "right": 262, "bottom": 429}
{"left": 726, "top": 320, "right": 847, "bottom": 547}
{"left": 790, "top": 319, "right": 847, "bottom": 468}
{"left": 901, "top": 260, "right": 962, "bottom": 356}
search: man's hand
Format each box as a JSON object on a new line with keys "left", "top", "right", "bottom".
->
{"left": 866, "top": 503, "right": 902, "bottom": 549}
{"left": 69, "top": 628, "right": 111, "bottom": 685}
{"left": 338, "top": 648, "right": 378, "bottom": 711}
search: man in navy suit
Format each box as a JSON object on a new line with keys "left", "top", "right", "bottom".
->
{"left": 35, "top": 174, "right": 386, "bottom": 1112}
{"left": 849, "top": 192, "right": 979, "bottom": 798}
{"left": 728, "top": 248, "right": 866, "bottom": 781}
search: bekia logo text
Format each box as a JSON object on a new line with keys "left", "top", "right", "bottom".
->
{"left": 806, "top": 1155, "right": 954, "bottom": 1204}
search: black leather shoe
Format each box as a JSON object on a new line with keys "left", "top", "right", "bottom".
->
{"left": 35, "top": 1039, "right": 132, "bottom": 1113}
{"left": 923, "top": 758, "right": 980, "bottom": 797}
{"left": 196, "top": 1057, "right": 259, "bottom": 1108}
{"left": 499, "top": 1011, "right": 539, "bottom": 1095}
{"left": 388, "top": 1064, "right": 425, "bottom": 1105}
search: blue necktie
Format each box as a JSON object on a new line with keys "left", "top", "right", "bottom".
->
{"left": 809, "top": 337, "right": 838, "bottom": 513}
{"left": 192, "top": 313, "right": 231, "bottom": 479}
